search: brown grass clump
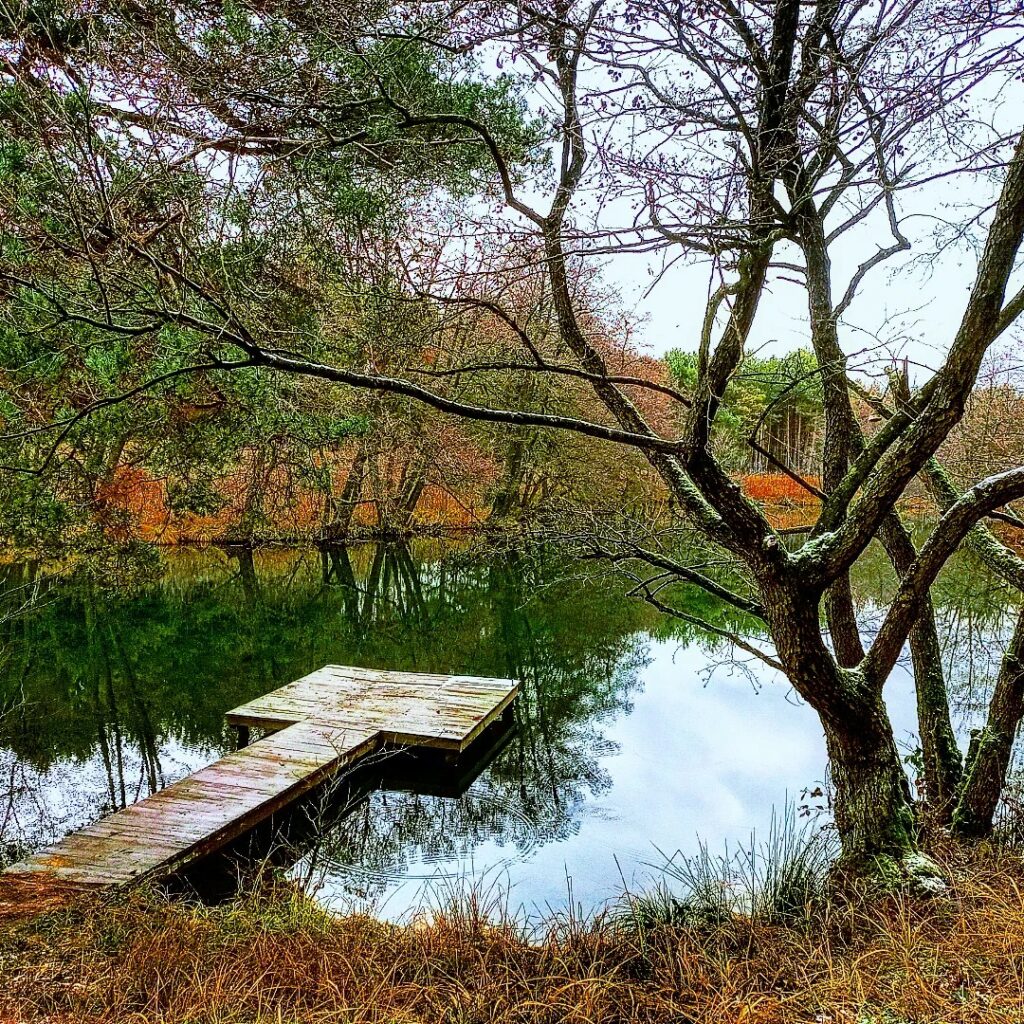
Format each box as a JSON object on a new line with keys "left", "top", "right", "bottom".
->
{"left": 1, "top": 849, "right": 1024, "bottom": 1024}
{"left": 0, "top": 875, "right": 95, "bottom": 923}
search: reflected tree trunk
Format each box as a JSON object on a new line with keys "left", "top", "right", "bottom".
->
{"left": 229, "top": 546, "right": 260, "bottom": 604}
{"left": 360, "top": 545, "right": 386, "bottom": 625}
{"left": 102, "top": 660, "right": 128, "bottom": 809}
{"left": 323, "top": 546, "right": 362, "bottom": 621}
{"left": 84, "top": 598, "right": 121, "bottom": 810}
{"left": 110, "top": 628, "right": 163, "bottom": 796}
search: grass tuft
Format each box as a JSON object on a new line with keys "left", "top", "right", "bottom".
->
{"left": 620, "top": 805, "right": 834, "bottom": 936}
{"left": 2, "top": 840, "right": 1024, "bottom": 1022}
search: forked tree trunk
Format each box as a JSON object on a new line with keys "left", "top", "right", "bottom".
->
{"left": 395, "top": 461, "right": 428, "bottom": 533}
{"left": 764, "top": 578, "right": 927, "bottom": 881}
{"left": 953, "top": 606, "right": 1024, "bottom": 837}
{"left": 323, "top": 447, "right": 367, "bottom": 541}
{"left": 795, "top": 190, "right": 960, "bottom": 830}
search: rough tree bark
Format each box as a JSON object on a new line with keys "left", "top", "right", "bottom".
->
{"left": 759, "top": 572, "right": 919, "bottom": 876}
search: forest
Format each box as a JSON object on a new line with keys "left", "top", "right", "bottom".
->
{"left": 1, "top": 1, "right": 1024, "bottom": 1022}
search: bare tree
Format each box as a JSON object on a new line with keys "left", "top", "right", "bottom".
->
{"left": 2, "top": 0, "right": 1024, "bottom": 883}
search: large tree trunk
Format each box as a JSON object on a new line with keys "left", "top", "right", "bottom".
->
{"left": 952, "top": 606, "right": 1024, "bottom": 837}
{"left": 395, "top": 458, "right": 428, "bottom": 534}
{"left": 822, "top": 690, "right": 917, "bottom": 876}
{"left": 764, "top": 578, "right": 932, "bottom": 882}
{"left": 323, "top": 446, "right": 366, "bottom": 541}
{"left": 796, "top": 203, "right": 962, "bottom": 828}
{"left": 491, "top": 431, "right": 529, "bottom": 518}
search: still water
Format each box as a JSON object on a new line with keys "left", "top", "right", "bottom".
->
{"left": 0, "top": 541, "right": 1015, "bottom": 917}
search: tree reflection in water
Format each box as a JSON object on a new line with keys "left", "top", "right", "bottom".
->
{"left": 0, "top": 539, "right": 1015, "bottom": 900}
{"left": 850, "top": 541, "right": 1022, "bottom": 723}
{"left": 0, "top": 542, "right": 653, "bottom": 880}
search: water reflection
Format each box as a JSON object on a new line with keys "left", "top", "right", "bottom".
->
{"left": 0, "top": 543, "right": 654, "bottom": 885}
{"left": 0, "top": 540, "right": 1017, "bottom": 914}
{"left": 850, "top": 541, "right": 1021, "bottom": 720}
{"left": 167, "top": 716, "right": 521, "bottom": 903}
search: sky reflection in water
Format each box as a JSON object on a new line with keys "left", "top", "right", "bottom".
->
{"left": 0, "top": 541, "right": 1012, "bottom": 916}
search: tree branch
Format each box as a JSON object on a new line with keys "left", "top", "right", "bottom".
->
{"left": 864, "top": 466, "right": 1024, "bottom": 683}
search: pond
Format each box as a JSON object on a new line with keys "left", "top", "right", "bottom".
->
{"left": 0, "top": 540, "right": 1017, "bottom": 918}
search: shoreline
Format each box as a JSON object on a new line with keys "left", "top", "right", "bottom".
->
{"left": 2, "top": 841, "right": 1022, "bottom": 1023}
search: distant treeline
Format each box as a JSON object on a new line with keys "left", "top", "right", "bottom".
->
{"left": 1, "top": 326, "right": 1020, "bottom": 549}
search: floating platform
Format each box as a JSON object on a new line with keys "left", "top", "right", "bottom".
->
{"left": 4, "top": 666, "right": 518, "bottom": 889}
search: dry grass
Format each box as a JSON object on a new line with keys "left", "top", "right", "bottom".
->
{"left": 2, "top": 847, "right": 1024, "bottom": 1023}
{"left": 740, "top": 473, "right": 822, "bottom": 506}
{"left": 740, "top": 473, "right": 823, "bottom": 532}
{"left": 0, "top": 875, "right": 91, "bottom": 923}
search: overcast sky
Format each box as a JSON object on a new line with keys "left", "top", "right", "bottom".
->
{"left": 610, "top": 174, "right": 1022, "bottom": 380}
{"left": 472, "top": 16, "right": 1024, "bottom": 385}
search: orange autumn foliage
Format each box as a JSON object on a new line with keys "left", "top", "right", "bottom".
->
{"left": 95, "top": 459, "right": 492, "bottom": 545}
{"left": 96, "top": 466, "right": 828, "bottom": 543}
{"left": 739, "top": 473, "right": 822, "bottom": 532}
{"left": 741, "top": 472, "right": 822, "bottom": 505}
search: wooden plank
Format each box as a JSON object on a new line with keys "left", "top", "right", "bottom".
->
{"left": 5, "top": 666, "right": 517, "bottom": 890}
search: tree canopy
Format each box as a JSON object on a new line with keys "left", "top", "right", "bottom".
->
{"left": 2, "top": 0, "right": 1024, "bottom": 883}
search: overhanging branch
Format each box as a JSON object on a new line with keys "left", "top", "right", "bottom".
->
{"left": 864, "top": 466, "right": 1024, "bottom": 683}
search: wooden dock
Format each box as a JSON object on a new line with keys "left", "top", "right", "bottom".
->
{"left": 4, "top": 666, "right": 517, "bottom": 889}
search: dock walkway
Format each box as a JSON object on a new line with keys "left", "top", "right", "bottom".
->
{"left": 5, "top": 666, "right": 517, "bottom": 888}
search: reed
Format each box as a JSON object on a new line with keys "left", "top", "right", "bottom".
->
{"left": 2, "top": 840, "right": 1023, "bottom": 1023}
{"left": 618, "top": 806, "right": 836, "bottom": 935}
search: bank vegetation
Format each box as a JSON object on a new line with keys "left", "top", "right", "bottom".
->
{"left": 3, "top": 837, "right": 1024, "bottom": 1023}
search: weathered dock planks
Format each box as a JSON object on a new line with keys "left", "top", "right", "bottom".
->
{"left": 5, "top": 667, "right": 518, "bottom": 889}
